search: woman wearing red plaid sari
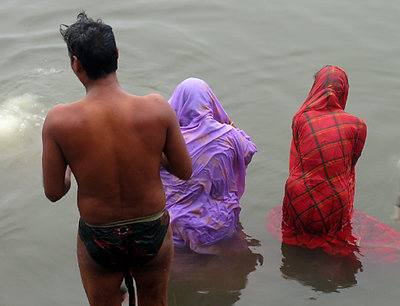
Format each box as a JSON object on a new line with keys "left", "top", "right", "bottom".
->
{"left": 282, "top": 65, "right": 366, "bottom": 256}
{"left": 268, "top": 66, "right": 400, "bottom": 259}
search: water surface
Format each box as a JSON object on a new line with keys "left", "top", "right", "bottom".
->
{"left": 1, "top": 0, "right": 400, "bottom": 305}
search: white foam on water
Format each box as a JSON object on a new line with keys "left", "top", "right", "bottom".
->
{"left": 33, "top": 67, "right": 62, "bottom": 75}
{"left": 0, "top": 93, "right": 44, "bottom": 140}
{"left": 0, "top": 115, "right": 21, "bottom": 137}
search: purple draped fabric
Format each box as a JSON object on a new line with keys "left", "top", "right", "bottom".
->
{"left": 160, "top": 78, "right": 257, "bottom": 253}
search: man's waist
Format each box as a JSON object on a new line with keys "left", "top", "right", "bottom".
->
{"left": 81, "top": 207, "right": 167, "bottom": 228}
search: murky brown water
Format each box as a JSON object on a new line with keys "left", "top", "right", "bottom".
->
{"left": 1, "top": 0, "right": 400, "bottom": 305}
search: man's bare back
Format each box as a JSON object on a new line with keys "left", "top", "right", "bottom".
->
{"left": 43, "top": 81, "right": 191, "bottom": 224}
{"left": 42, "top": 12, "right": 192, "bottom": 305}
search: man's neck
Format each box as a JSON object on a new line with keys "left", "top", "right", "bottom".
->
{"left": 83, "top": 72, "right": 121, "bottom": 96}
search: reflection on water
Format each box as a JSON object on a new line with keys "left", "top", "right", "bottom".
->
{"left": 169, "top": 229, "right": 263, "bottom": 306}
{"left": 280, "top": 243, "right": 363, "bottom": 293}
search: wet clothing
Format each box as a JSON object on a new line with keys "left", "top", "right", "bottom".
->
{"left": 160, "top": 78, "right": 257, "bottom": 253}
{"left": 267, "top": 66, "right": 400, "bottom": 260}
{"left": 268, "top": 66, "right": 367, "bottom": 256}
{"left": 268, "top": 206, "right": 400, "bottom": 262}
{"left": 78, "top": 208, "right": 170, "bottom": 268}
{"left": 79, "top": 208, "right": 170, "bottom": 306}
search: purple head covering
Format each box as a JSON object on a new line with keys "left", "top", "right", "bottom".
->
{"left": 161, "top": 78, "right": 257, "bottom": 253}
{"left": 169, "top": 77, "right": 230, "bottom": 127}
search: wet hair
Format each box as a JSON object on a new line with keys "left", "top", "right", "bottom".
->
{"left": 60, "top": 12, "right": 118, "bottom": 80}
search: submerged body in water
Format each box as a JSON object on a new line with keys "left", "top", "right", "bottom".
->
{"left": 160, "top": 78, "right": 257, "bottom": 254}
{"left": 267, "top": 66, "right": 400, "bottom": 260}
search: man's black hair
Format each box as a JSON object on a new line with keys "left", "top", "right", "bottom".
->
{"left": 60, "top": 12, "right": 118, "bottom": 80}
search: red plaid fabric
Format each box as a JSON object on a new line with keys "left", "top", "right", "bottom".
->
{"left": 267, "top": 207, "right": 400, "bottom": 261}
{"left": 271, "top": 66, "right": 368, "bottom": 256}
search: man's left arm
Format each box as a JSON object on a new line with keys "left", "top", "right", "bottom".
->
{"left": 42, "top": 107, "right": 71, "bottom": 202}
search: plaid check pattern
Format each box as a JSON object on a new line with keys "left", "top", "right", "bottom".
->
{"left": 281, "top": 66, "right": 366, "bottom": 255}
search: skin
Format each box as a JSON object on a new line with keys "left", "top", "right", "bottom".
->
{"left": 42, "top": 53, "right": 192, "bottom": 305}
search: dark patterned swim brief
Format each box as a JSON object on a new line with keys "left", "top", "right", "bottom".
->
{"left": 78, "top": 208, "right": 170, "bottom": 269}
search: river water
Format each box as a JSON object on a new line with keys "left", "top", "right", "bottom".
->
{"left": 1, "top": 0, "right": 400, "bottom": 305}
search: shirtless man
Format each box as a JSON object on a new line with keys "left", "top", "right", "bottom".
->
{"left": 42, "top": 12, "right": 192, "bottom": 306}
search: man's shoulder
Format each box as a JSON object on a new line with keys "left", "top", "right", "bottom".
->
{"left": 43, "top": 100, "right": 83, "bottom": 129}
{"left": 47, "top": 100, "right": 83, "bottom": 115}
{"left": 138, "top": 93, "right": 175, "bottom": 116}
{"left": 142, "top": 93, "right": 168, "bottom": 105}
{"left": 44, "top": 103, "right": 67, "bottom": 125}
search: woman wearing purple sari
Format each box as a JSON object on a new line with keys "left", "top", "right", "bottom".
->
{"left": 160, "top": 78, "right": 257, "bottom": 254}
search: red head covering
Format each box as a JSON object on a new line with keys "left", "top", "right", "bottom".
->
{"left": 300, "top": 65, "right": 349, "bottom": 112}
{"left": 290, "top": 66, "right": 350, "bottom": 171}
